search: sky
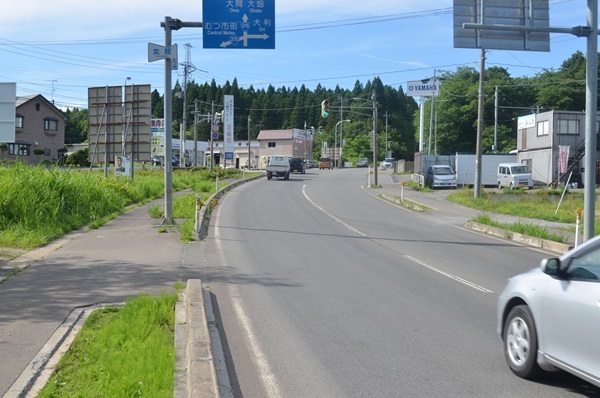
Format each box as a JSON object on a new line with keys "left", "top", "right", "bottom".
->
{"left": 0, "top": 0, "right": 591, "bottom": 110}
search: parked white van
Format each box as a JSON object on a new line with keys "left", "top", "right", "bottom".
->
{"left": 497, "top": 163, "right": 533, "bottom": 189}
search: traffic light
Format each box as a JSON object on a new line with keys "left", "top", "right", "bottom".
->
{"left": 319, "top": 126, "right": 323, "bottom": 135}
{"left": 321, "top": 100, "right": 330, "bottom": 118}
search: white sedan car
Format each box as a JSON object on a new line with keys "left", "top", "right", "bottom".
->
{"left": 497, "top": 235, "right": 600, "bottom": 388}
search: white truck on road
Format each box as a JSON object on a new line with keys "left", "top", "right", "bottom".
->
{"left": 266, "top": 155, "right": 291, "bottom": 180}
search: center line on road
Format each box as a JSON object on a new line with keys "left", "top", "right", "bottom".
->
{"left": 403, "top": 254, "right": 494, "bottom": 294}
{"left": 302, "top": 185, "right": 366, "bottom": 237}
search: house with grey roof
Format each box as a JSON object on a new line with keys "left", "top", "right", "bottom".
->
{"left": 1, "top": 94, "right": 66, "bottom": 164}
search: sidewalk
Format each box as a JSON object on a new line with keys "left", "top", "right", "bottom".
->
{"left": 0, "top": 189, "right": 224, "bottom": 397}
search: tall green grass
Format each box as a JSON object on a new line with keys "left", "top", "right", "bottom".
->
{"left": 471, "top": 214, "right": 567, "bottom": 243}
{"left": 447, "top": 188, "right": 587, "bottom": 224}
{"left": 38, "top": 293, "right": 178, "bottom": 398}
{"left": 0, "top": 164, "right": 249, "bottom": 249}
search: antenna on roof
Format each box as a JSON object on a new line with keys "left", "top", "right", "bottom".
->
{"left": 45, "top": 79, "right": 57, "bottom": 103}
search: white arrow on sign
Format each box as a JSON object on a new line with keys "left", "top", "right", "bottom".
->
{"left": 220, "top": 33, "right": 269, "bottom": 48}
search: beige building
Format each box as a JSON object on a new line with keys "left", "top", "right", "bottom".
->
{"left": 257, "top": 128, "right": 314, "bottom": 169}
{"left": 2, "top": 95, "right": 66, "bottom": 164}
{"left": 206, "top": 128, "right": 315, "bottom": 169}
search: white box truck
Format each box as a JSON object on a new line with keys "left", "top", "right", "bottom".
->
{"left": 455, "top": 153, "right": 516, "bottom": 187}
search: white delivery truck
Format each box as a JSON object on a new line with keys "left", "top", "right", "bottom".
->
{"left": 266, "top": 155, "right": 291, "bottom": 180}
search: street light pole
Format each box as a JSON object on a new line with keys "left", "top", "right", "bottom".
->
{"left": 335, "top": 119, "right": 351, "bottom": 168}
{"left": 350, "top": 95, "right": 378, "bottom": 185}
{"left": 122, "top": 77, "right": 131, "bottom": 158}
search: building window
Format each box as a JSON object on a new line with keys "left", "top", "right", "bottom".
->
{"left": 16, "top": 115, "right": 24, "bottom": 128}
{"left": 35, "top": 103, "right": 40, "bottom": 111}
{"left": 557, "top": 119, "right": 579, "bottom": 135}
{"left": 44, "top": 118, "right": 58, "bottom": 131}
{"left": 268, "top": 142, "right": 276, "bottom": 148}
{"left": 536, "top": 120, "right": 549, "bottom": 136}
{"left": 8, "top": 143, "right": 30, "bottom": 156}
{"left": 44, "top": 149, "right": 51, "bottom": 156}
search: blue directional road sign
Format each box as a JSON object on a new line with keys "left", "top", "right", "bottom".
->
{"left": 203, "top": 0, "right": 275, "bottom": 49}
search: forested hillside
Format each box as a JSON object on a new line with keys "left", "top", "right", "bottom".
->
{"left": 66, "top": 50, "right": 590, "bottom": 162}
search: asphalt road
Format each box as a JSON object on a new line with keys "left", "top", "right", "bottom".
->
{"left": 201, "top": 167, "right": 600, "bottom": 398}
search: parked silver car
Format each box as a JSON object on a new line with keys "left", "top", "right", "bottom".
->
{"left": 357, "top": 158, "right": 369, "bottom": 168}
{"left": 497, "top": 236, "right": 600, "bottom": 388}
{"left": 380, "top": 158, "right": 394, "bottom": 170}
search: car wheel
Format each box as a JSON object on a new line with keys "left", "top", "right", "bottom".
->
{"left": 498, "top": 181, "right": 502, "bottom": 189}
{"left": 267, "top": 173, "right": 272, "bottom": 180}
{"left": 503, "top": 305, "right": 542, "bottom": 379}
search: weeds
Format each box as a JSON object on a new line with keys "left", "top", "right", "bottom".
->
{"left": 38, "top": 293, "right": 178, "bottom": 398}
{"left": 446, "top": 188, "right": 588, "bottom": 225}
{"left": 0, "top": 165, "right": 247, "bottom": 248}
{"left": 471, "top": 214, "right": 567, "bottom": 243}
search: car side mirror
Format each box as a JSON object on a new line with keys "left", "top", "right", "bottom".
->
{"left": 541, "top": 257, "right": 561, "bottom": 276}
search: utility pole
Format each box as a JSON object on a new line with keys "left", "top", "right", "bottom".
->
{"left": 372, "top": 91, "right": 378, "bottom": 186}
{"left": 248, "top": 115, "right": 252, "bottom": 169}
{"left": 494, "top": 86, "right": 498, "bottom": 153}
{"left": 428, "top": 70, "right": 436, "bottom": 155}
{"left": 474, "top": 49, "right": 486, "bottom": 199}
{"left": 339, "top": 96, "right": 344, "bottom": 168}
{"left": 210, "top": 100, "right": 215, "bottom": 172}
{"left": 180, "top": 43, "right": 196, "bottom": 167}
{"left": 385, "top": 111, "right": 389, "bottom": 158}
{"left": 193, "top": 99, "right": 199, "bottom": 167}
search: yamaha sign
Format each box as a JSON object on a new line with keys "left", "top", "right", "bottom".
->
{"left": 406, "top": 78, "right": 440, "bottom": 97}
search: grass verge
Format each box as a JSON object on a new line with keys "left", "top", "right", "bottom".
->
{"left": 446, "top": 188, "right": 598, "bottom": 236}
{"left": 38, "top": 292, "right": 179, "bottom": 397}
{"left": 471, "top": 214, "right": 567, "bottom": 243}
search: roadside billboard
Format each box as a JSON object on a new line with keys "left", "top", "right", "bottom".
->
{"left": 0, "top": 83, "right": 16, "bottom": 142}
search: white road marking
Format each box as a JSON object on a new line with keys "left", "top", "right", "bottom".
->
{"left": 230, "top": 293, "right": 282, "bottom": 398}
{"left": 403, "top": 254, "right": 494, "bottom": 294}
{"left": 302, "top": 185, "right": 366, "bottom": 237}
{"left": 214, "top": 205, "right": 283, "bottom": 398}
{"left": 302, "top": 184, "right": 494, "bottom": 294}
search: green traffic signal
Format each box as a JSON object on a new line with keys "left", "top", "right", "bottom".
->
{"left": 321, "top": 100, "right": 330, "bottom": 118}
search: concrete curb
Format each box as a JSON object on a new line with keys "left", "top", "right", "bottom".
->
{"left": 464, "top": 221, "right": 573, "bottom": 254}
{"left": 198, "top": 174, "right": 264, "bottom": 240}
{"left": 175, "top": 279, "right": 220, "bottom": 398}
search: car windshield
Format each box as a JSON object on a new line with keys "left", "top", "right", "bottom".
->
{"left": 511, "top": 166, "right": 529, "bottom": 174}
{"left": 434, "top": 167, "right": 454, "bottom": 175}
{"left": 384, "top": 158, "right": 394, "bottom": 163}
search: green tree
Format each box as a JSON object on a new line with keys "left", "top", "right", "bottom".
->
{"left": 535, "top": 51, "right": 586, "bottom": 111}
{"left": 64, "top": 108, "right": 88, "bottom": 144}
